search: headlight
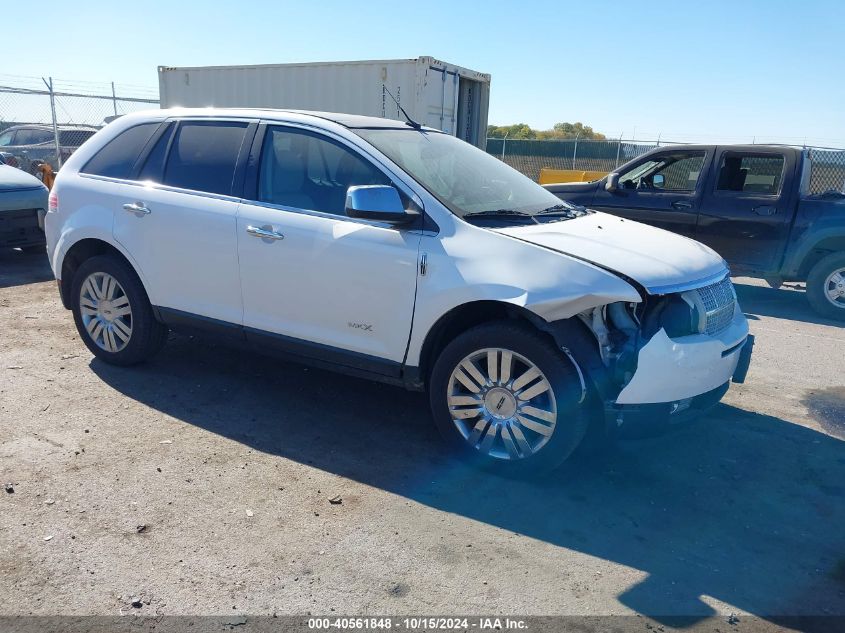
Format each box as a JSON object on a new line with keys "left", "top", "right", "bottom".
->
{"left": 659, "top": 293, "right": 703, "bottom": 337}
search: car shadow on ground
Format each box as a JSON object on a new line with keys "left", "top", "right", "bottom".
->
{"left": 734, "top": 280, "right": 843, "bottom": 327}
{"left": 90, "top": 333, "right": 845, "bottom": 626}
{"left": 0, "top": 248, "right": 53, "bottom": 289}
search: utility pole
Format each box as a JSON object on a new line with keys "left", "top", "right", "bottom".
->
{"left": 615, "top": 133, "right": 623, "bottom": 168}
{"left": 572, "top": 133, "right": 580, "bottom": 169}
{"left": 42, "top": 76, "right": 62, "bottom": 169}
{"left": 111, "top": 82, "right": 118, "bottom": 117}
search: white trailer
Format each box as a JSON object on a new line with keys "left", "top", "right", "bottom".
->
{"left": 157, "top": 57, "right": 491, "bottom": 149}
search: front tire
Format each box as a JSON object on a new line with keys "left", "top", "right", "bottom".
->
{"left": 806, "top": 252, "right": 845, "bottom": 321}
{"left": 70, "top": 255, "right": 168, "bottom": 365}
{"left": 429, "top": 321, "right": 591, "bottom": 474}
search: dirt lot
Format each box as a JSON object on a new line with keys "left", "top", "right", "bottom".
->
{"left": 1, "top": 248, "right": 844, "bottom": 623}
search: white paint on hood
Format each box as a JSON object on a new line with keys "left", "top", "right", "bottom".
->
{"left": 493, "top": 212, "right": 727, "bottom": 294}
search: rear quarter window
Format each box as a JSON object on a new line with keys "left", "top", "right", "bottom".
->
{"left": 81, "top": 123, "right": 161, "bottom": 179}
{"left": 162, "top": 121, "right": 248, "bottom": 196}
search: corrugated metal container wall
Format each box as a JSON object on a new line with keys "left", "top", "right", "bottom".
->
{"left": 158, "top": 57, "right": 490, "bottom": 148}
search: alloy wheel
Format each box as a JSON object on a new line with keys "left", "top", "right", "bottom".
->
{"left": 79, "top": 272, "right": 133, "bottom": 353}
{"left": 823, "top": 267, "right": 845, "bottom": 308}
{"left": 447, "top": 348, "right": 557, "bottom": 460}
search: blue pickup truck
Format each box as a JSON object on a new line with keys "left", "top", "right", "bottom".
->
{"left": 545, "top": 144, "right": 845, "bottom": 320}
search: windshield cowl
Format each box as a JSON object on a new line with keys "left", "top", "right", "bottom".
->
{"left": 461, "top": 204, "right": 593, "bottom": 226}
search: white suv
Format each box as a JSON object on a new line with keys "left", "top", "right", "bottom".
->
{"left": 46, "top": 109, "right": 752, "bottom": 473}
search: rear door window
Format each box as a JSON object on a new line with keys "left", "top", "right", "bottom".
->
{"left": 137, "top": 123, "right": 174, "bottom": 182}
{"left": 162, "top": 121, "right": 248, "bottom": 196}
{"left": 81, "top": 123, "right": 161, "bottom": 179}
{"left": 716, "top": 153, "right": 785, "bottom": 195}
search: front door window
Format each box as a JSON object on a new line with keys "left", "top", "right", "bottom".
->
{"left": 259, "top": 126, "right": 392, "bottom": 215}
{"left": 619, "top": 152, "right": 706, "bottom": 192}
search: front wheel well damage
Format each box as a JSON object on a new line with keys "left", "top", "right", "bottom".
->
{"left": 413, "top": 300, "right": 611, "bottom": 434}
{"left": 59, "top": 239, "right": 135, "bottom": 310}
{"left": 414, "top": 300, "right": 611, "bottom": 400}
{"left": 415, "top": 301, "right": 554, "bottom": 389}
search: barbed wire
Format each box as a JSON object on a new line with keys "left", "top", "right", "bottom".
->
{"left": 0, "top": 73, "right": 158, "bottom": 100}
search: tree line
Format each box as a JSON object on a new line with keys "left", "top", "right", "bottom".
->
{"left": 487, "top": 122, "right": 606, "bottom": 140}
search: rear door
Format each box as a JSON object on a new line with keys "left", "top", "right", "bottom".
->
{"left": 696, "top": 149, "right": 796, "bottom": 273}
{"left": 111, "top": 118, "right": 255, "bottom": 325}
{"left": 589, "top": 149, "right": 711, "bottom": 238}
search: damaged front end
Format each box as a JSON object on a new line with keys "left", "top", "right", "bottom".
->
{"left": 552, "top": 273, "right": 752, "bottom": 437}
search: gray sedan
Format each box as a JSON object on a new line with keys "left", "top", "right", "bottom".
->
{"left": 0, "top": 163, "right": 49, "bottom": 251}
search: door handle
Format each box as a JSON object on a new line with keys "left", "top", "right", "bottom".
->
{"left": 246, "top": 225, "right": 285, "bottom": 241}
{"left": 671, "top": 201, "right": 693, "bottom": 210}
{"left": 122, "top": 202, "right": 151, "bottom": 215}
{"left": 752, "top": 205, "right": 777, "bottom": 216}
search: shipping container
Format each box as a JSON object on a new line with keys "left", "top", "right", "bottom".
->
{"left": 158, "top": 57, "right": 491, "bottom": 148}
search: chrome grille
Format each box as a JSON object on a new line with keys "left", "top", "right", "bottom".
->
{"left": 696, "top": 276, "right": 736, "bottom": 336}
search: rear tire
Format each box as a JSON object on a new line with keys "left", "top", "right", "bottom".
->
{"left": 70, "top": 255, "right": 168, "bottom": 365}
{"left": 806, "top": 252, "right": 845, "bottom": 321}
{"left": 428, "top": 321, "right": 592, "bottom": 475}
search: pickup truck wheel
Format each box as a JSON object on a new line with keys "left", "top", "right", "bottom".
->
{"left": 70, "top": 255, "right": 168, "bottom": 365}
{"left": 806, "top": 252, "right": 845, "bottom": 321}
{"left": 429, "top": 321, "right": 590, "bottom": 475}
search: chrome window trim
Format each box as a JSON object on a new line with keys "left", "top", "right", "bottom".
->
{"left": 78, "top": 173, "right": 243, "bottom": 204}
{"left": 647, "top": 269, "right": 730, "bottom": 296}
{"left": 238, "top": 198, "right": 419, "bottom": 231}
{"left": 80, "top": 171, "right": 411, "bottom": 229}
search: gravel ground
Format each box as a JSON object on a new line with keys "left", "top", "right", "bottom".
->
{"left": 1, "top": 248, "right": 844, "bottom": 623}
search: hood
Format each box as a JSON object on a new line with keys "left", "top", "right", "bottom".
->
{"left": 0, "top": 165, "right": 46, "bottom": 192}
{"left": 493, "top": 212, "right": 727, "bottom": 295}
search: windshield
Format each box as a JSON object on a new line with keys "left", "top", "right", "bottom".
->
{"left": 354, "top": 128, "right": 574, "bottom": 220}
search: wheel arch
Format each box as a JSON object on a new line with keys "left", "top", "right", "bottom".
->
{"left": 789, "top": 233, "right": 845, "bottom": 280}
{"left": 412, "top": 299, "right": 603, "bottom": 393}
{"left": 59, "top": 238, "right": 151, "bottom": 311}
{"left": 412, "top": 301, "right": 541, "bottom": 388}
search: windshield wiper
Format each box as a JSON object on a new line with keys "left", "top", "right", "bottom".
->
{"left": 463, "top": 209, "right": 536, "bottom": 219}
{"left": 535, "top": 203, "right": 590, "bottom": 218}
{"left": 462, "top": 209, "right": 540, "bottom": 225}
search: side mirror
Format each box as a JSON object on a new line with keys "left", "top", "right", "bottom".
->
{"left": 605, "top": 173, "right": 620, "bottom": 192}
{"left": 652, "top": 173, "right": 665, "bottom": 189}
{"left": 345, "top": 185, "right": 416, "bottom": 224}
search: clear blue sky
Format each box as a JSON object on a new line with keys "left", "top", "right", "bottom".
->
{"left": 4, "top": 0, "right": 844, "bottom": 146}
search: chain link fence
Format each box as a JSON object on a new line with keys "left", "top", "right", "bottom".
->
{"left": 807, "top": 148, "right": 845, "bottom": 196}
{"left": 485, "top": 138, "right": 661, "bottom": 182}
{"left": 487, "top": 137, "right": 845, "bottom": 196}
{"left": 0, "top": 75, "right": 159, "bottom": 174}
{"left": 2, "top": 73, "right": 843, "bottom": 198}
